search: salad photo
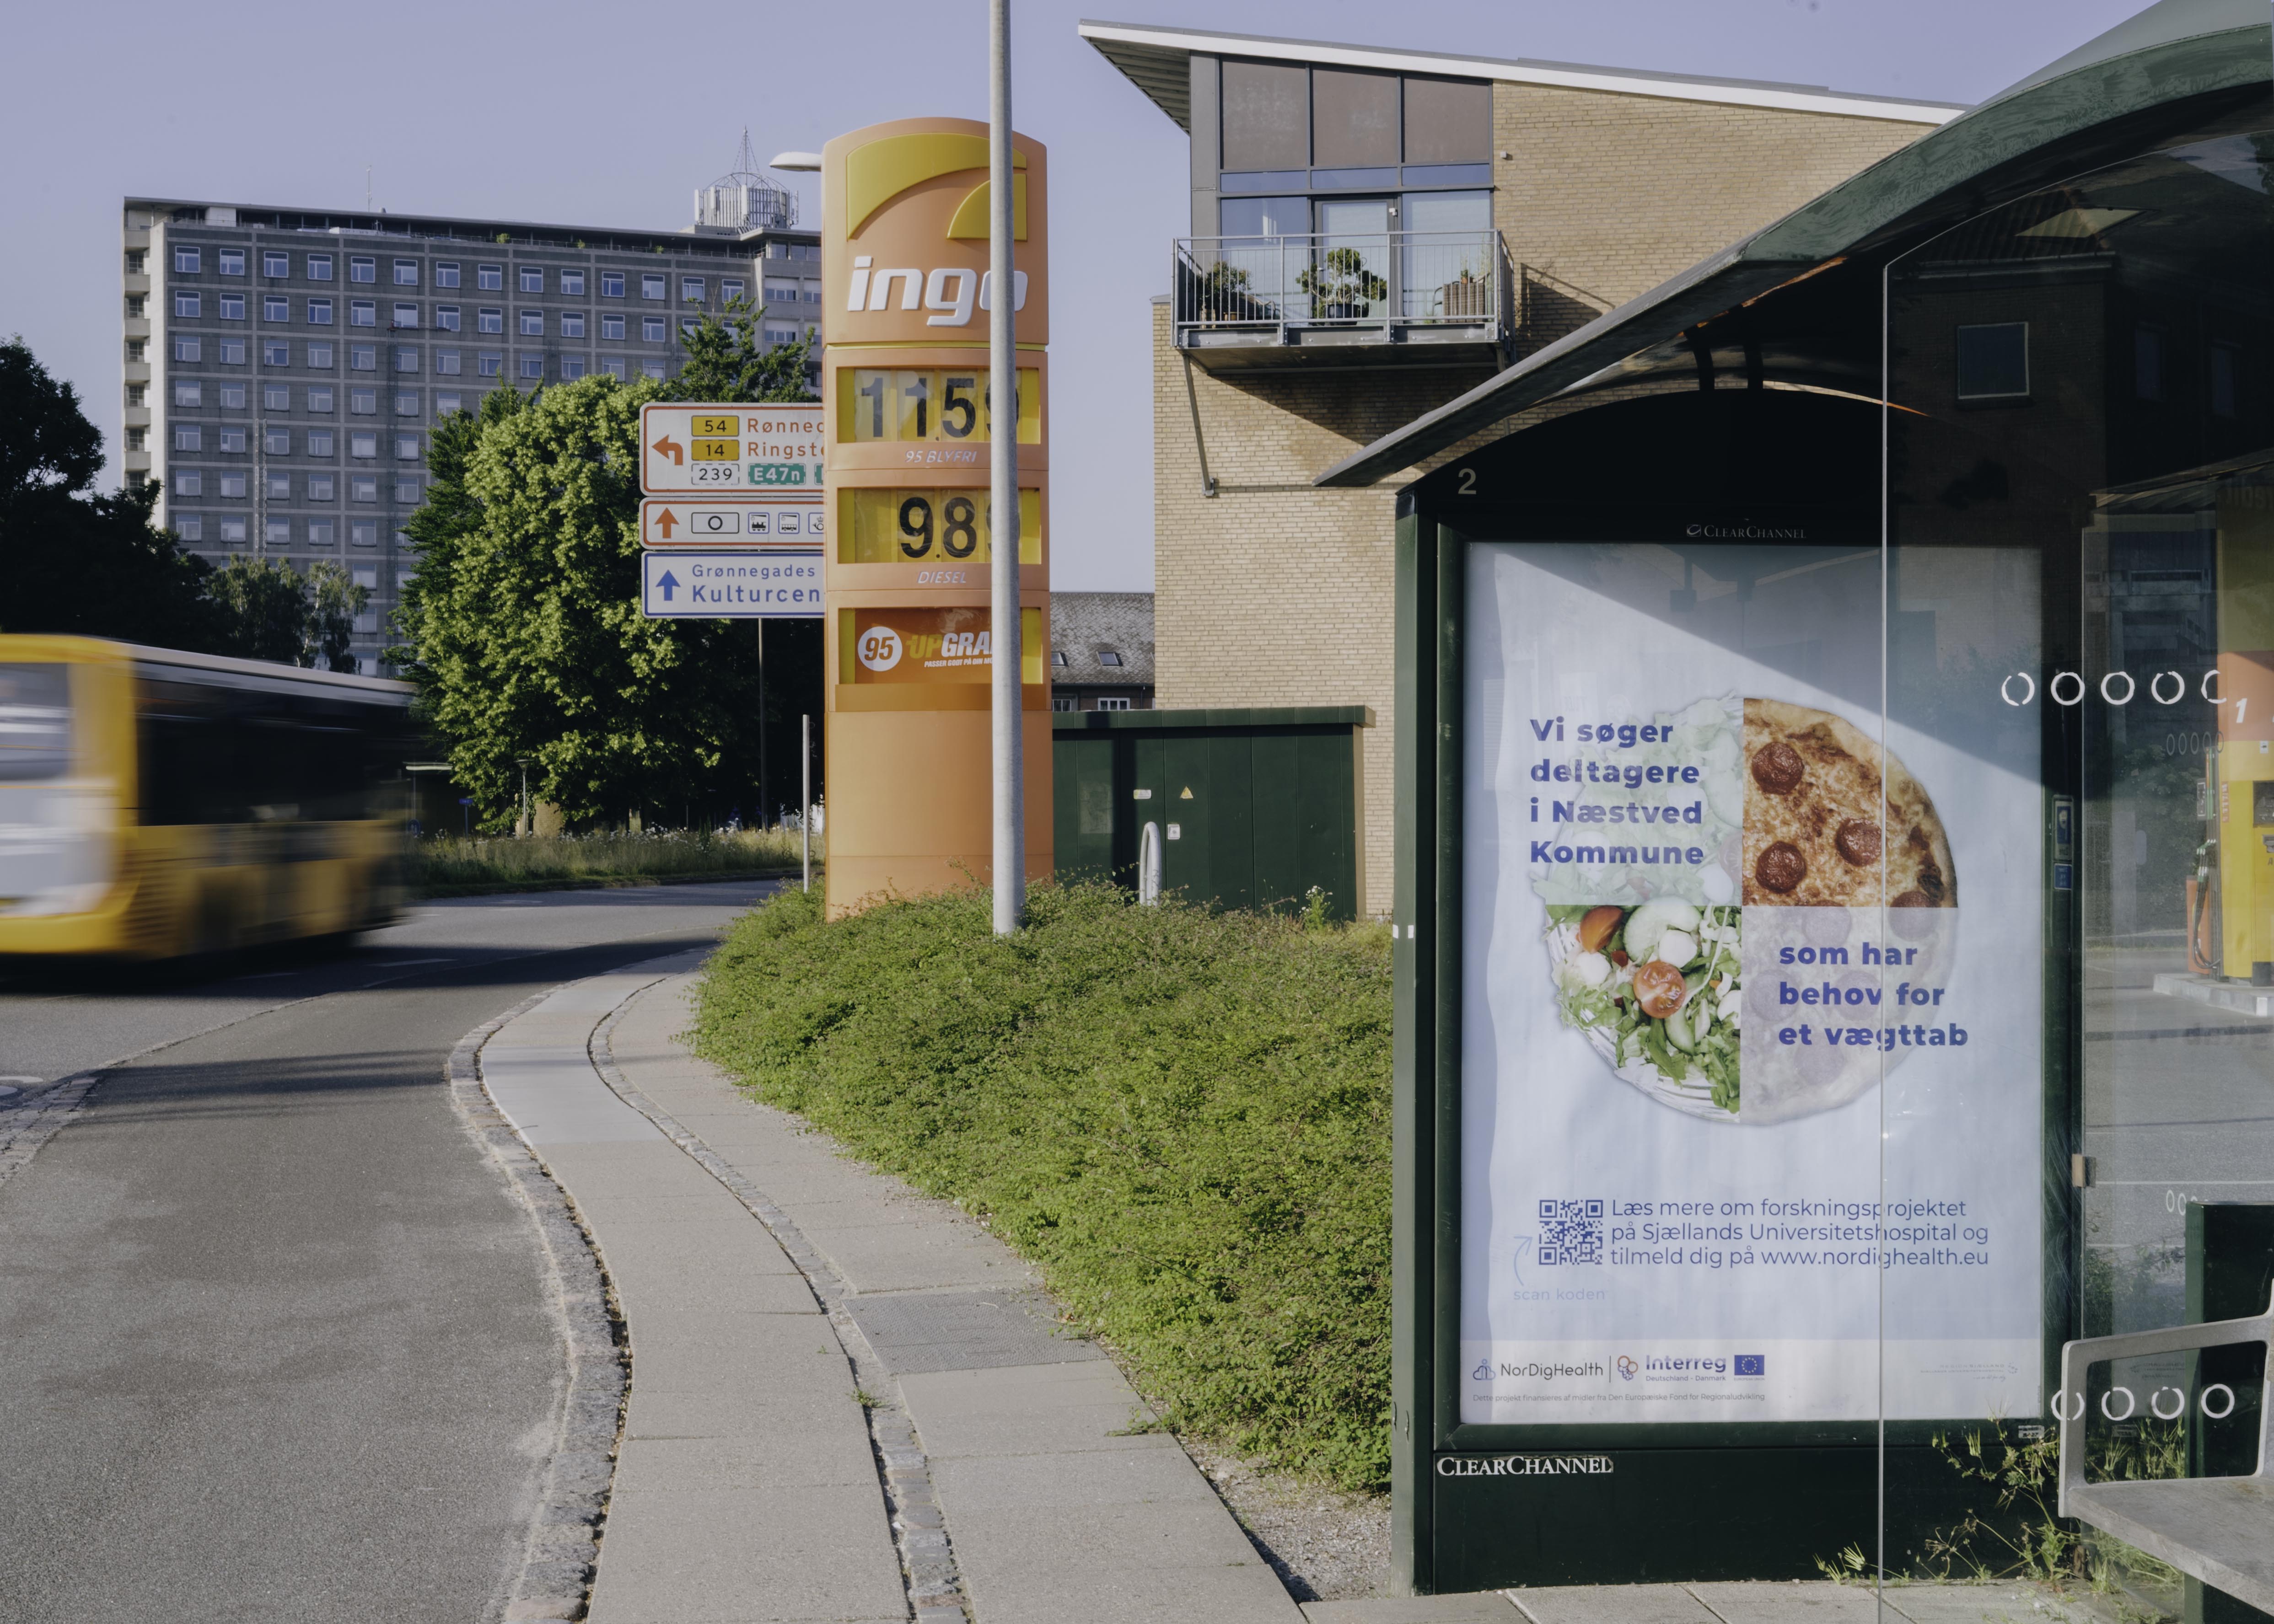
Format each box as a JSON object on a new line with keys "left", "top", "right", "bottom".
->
{"left": 1545, "top": 900, "right": 1742, "bottom": 1120}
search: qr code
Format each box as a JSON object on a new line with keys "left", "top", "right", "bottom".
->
{"left": 1538, "top": 1198, "right": 1604, "bottom": 1265}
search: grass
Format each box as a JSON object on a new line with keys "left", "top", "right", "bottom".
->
{"left": 691, "top": 880, "right": 1395, "bottom": 1490}
{"left": 408, "top": 828, "right": 811, "bottom": 896}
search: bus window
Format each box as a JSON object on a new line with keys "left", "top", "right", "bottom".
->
{"left": 0, "top": 664, "right": 72, "bottom": 781}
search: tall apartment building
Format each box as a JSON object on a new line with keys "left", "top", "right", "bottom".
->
{"left": 120, "top": 178, "right": 822, "bottom": 673}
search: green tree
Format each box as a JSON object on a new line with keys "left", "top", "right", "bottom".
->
{"left": 392, "top": 376, "right": 774, "bottom": 830}
{"left": 0, "top": 336, "right": 234, "bottom": 649}
{"left": 674, "top": 296, "right": 817, "bottom": 402}
{"left": 204, "top": 557, "right": 366, "bottom": 670}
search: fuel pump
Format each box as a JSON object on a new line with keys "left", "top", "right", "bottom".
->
{"left": 2213, "top": 494, "right": 2274, "bottom": 983}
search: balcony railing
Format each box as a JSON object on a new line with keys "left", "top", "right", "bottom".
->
{"left": 1174, "top": 230, "right": 1513, "bottom": 360}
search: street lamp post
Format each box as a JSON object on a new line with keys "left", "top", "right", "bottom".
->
{"left": 988, "top": 0, "right": 1023, "bottom": 936}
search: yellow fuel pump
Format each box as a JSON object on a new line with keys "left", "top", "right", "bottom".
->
{"left": 2214, "top": 493, "right": 2274, "bottom": 983}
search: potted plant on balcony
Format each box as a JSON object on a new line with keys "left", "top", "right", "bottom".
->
{"left": 1298, "top": 247, "right": 1388, "bottom": 320}
{"left": 1440, "top": 261, "right": 1490, "bottom": 320}
{"left": 1195, "top": 260, "right": 1272, "bottom": 322}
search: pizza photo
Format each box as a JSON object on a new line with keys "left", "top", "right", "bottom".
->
{"left": 1741, "top": 699, "right": 1956, "bottom": 911}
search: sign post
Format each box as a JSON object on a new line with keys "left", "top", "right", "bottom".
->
{"left": 818, "top": 117, "right": 1051, "bottom": 916}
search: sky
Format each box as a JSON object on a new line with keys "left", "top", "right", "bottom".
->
{"left": 5, "top": 0, "right": 2152, "bottom": 593}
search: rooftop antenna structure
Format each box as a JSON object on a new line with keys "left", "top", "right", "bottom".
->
{"left": 695, "top": 129, "right": 798, "bottom": 234}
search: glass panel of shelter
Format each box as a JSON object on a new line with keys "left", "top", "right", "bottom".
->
{"left": 1882, "top": 129, "right": 2274, "bottom": 1613}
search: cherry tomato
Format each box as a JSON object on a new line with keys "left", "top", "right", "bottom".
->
{"left": 1632, "top": 959, "right": 1689, "bottom": 1020}
{"left": 1576, "top": 905, "right": 1624, "bottom": 954}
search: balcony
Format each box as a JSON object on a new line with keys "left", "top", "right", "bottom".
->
{"left": 1173, "top": 230, "right": 1513, "bottom": 372}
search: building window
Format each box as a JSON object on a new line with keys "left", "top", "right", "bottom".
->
{"left": 642, "top": 316, "right": 666, "bottom": 342}
{"left": 642, "top": 359, "right": 665, "bottom": 380}
{"left": 175, "top": 515, "right": 201, "bottom": 540}
{"left": 218, "top": 471, "right": 247, "bottom": 497}
{"left": 1096, "top": 696, "right": 1133, "bottom": 711}
{"left": 349, "top": 345, "right": 376, "bottom": 370}
{"left": 263, "top": 341, "right": 290, "bottom": 366}
{"left": 175, "top": 425, "right": 203, "bottom": 451}
{"left": 1956, "top": 322, "right": 2029, "bottom": 400}
{"left": 263, "top": 250, "right": 290, "bottom": 278}
{"left": 1050, "top": 650, "right": 1068, "bottom": 666}
{"left": 174, "top": 246, "right": 202, "bottom": 274}
{"left": 126, "top": 338, "right": 146, "bottom": 361}
{"left": 263, "top": 385, "right": 290, "bottom": 410}
{"left": 392, "top": 303, "right": 418, "bottom": 328}
{"left": 478, "top": 265, "right": 503, "bottom": 291}
{"left": 351, "top": 476, "right": 378, "bottom": 501}
{"left": 174, "top": 291, "right": 201, "bottom": 318}
{"left": 764, "top": 325, "right": 799, "bottom": 347}
{"left": 1097, "top": 650, "right": 1123, "bottom": 666}
{"left": 218, "top": 340, "right": 247, "bottom": 365}
{"left": 174, "top": 381, "right": 202, "bottom": 407}
{"left": 351, "top": 520, "right": 378, "bottom": 547}
{"left": 219, "top": 516, "right": 247, "bottom": 543}
{"left": 349, "top": 390, "right": 377, "bottom": 416}
{"left": 393, "top": 347, "right": 418, "bottom": 373}
{"left": 560, "top": 269, "right": 585, "bottom": 296}
{"left": 173, "top": 337, "right": 201, "bottom": 362}
{"left": 601, "top": 313, "right": 625, "bottom": 340}
{"left": 262, "top": 294, "right": 288, "bottom": 322}
{"left": 127, "top": 383, "right": 145, "bottom": 407}
{"left": 680, "top": 277, "right": 704, "bottom": 304}
{"left": 218, "top": 383, "right": 247, "bottom": 409}
{"left": 310, "top": 519, "right": 335, "bottom": 545}
{"left": 349, "top": 300, "right": 376, "bottom": 327}
{"left": 2211, "top": 341, "right": 2240, "bottom": 418}
{"left": 307, "top": 346, "right": 333, "bottom": 372}
{"left": 560, "top": 311, "right": 586, "bottom": 338}
{"left": 518, "top": 266, "right": 543, "bottom": 293}
{"left": 309, "top": 470, "right": 335, "bottom": 496}
{"left": 519, "top": 310, "right": 544, "bottom": 336}
{"left": 265, "top": 470, "right": 291, "bottom": 498}
{"left": 2134, "top": 325, "right": 2166, "bottom": 402}
{"left": 307, "top": 254, "right": 333, "bottom": 281}
{"left": 561, "top": 355, "right": 587, "bottom": 380}
{"left": 601, "top": 271, "right": 625, "bottom": 298}
{"left": 435, "top": 305, "right": 461, "bottom": 332}
{"left": 308, "top": 430, "right": 335, "bottom": 457}
{"left": 1220, "top": 59, "right": 1309, "bottom": 171}
{"left": 174, "top": 471, "right": 201, "bottom": 495}
{"left": 1051, "top": 696, "right": 1075, "bottom": 712}
{"left": 264, "top": 428, "right": 290, "bottom": 455}
{"left": 765, "top": 279, "right": 800, "bottom": 304}
{"left": 435, "top": 350, "right": 462, "bottom": 375}
{"left": 679, "top": 318, "right": 699, "bottom": 339}
{"left": 126, "top": 427, "right": 145, "bottom": 451}
{"left": 265, "top": 519, "right": 291, "bottom": 547}
{"left": 392, "top": 259, "right": 418, "bottom": 286}
{"left": 308, "top": 297, "right": 334, "bottom": 325}
{"left": 436, "top": 391, "right": 462, "bottom": 415}
{"left": 349, "top": 256, "right": 376, "bottom": 283}
{"left": 218, "top": 426, "right": 247, "bottom": 452}
{"left": 435, "top": 262, "right": 462, "bottom": 289}
{"left": 218, "top": 248, "right": 246, "bottom": 276}
{"left": 641, "top": 273, "right": 665, "bottom": 300}
{"left": 601, "top": 357, "right": 625, "bottom": 379}
{"left": 722, "top": 278, "right": 745, "bottom": 302}
{"left": 477, "top": 308, "right": 504, "bottom": 333}
{"left": 218, "top": 293, "right": 246, "bottom": 320}
{"left": 520, "top": 356, "right": 543, "bottom": 379}
{"left": 478, "top": 353, "right": 503, "bottom": 376}
{"left": 394, "top": 392, "right": 419, "bottom": 415}
{"left": 394, "top": 478, "right": 420, "bottom": 502}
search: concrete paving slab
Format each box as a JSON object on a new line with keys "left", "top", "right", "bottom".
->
{"left": 1510, "top": 1585, "right": 1720, "bottom": 1624}
{"left": 521, "top": 1139, "right": 702, "bottom": 1195}
{"left": 841, "top": 1287, "right": 1097, "bottom": 1374}
{"left": 585, "top": 1481, "right": 907, "bottom": 1624}
{"left": 608, "top": 1433, "right": 878, "bottom": 1494}
{"left": 1877, "top": 1585, "right": 2086, "bottom": 1624}
{"left": 1685, "top": 1583, "right": 1883, "bottom": 1624}
{"left": 925, "top": 1441, "right": 1225, "bottom": 1511}
{"left": 899, "top": 1359, "right": 1175, "bottom": 1459}
{"left": 623, "top": 1335, "right": 850, "bottom": 1401}
{"left": 1306, "top": 1596, "right": 1523, "bottom": 1622}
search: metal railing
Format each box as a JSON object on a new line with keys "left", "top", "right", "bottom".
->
{"left": 1174, "top": 230, "right": 1512, "bottom": 340}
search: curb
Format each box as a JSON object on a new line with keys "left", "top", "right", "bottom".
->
{"left": 414, "top": 868, "right": 812, "bottom": 902}
{"left": 446, "top": 991, "right": 629, "bottom": 1624}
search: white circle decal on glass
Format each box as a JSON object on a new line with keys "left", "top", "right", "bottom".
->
{"left": 858, "top": 626, "right": 903, "bottom": 673}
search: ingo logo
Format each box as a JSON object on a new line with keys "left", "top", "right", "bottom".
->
{"left": 840, "top": 130, "right": 1033, "bottom": 328}
{"left": 857, "top": 626, "right": 903, "bottom": 673}
{"left": 1617, "top": 1356, "right": 1639, "bottom": 1382}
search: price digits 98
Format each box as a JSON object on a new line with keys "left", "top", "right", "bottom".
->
{"left": 844, "top": 369, "right": 1040, "bottom": 445}
{"left": 847, "top": 488, "right": 1042, "bottom": 564}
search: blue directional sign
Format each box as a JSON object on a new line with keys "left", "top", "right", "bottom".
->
{"left": 640, "top": 550, "right": 823, "bottom": 618}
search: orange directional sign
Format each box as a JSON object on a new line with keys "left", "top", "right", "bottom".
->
{"left": 639, "top": 497, "right": 826, "bottom": 547}
{"left": 638, "top": 403, "right": 826, "bottom": 494}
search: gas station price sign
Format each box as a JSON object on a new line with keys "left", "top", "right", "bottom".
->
{"left": 842, "top": 488, "right": 1040, "bottom": 565}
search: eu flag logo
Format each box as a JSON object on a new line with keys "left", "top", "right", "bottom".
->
{"left": 1735, "top": 1354, "right": 1765, "bottom": 1377}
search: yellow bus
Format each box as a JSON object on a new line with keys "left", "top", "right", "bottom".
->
{"left": 0, "top": 635, "right": 415, "bottom": 960}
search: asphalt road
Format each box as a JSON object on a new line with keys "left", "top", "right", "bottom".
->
{"left": 0, "top": 881, "right": 778, "bottom": 1624}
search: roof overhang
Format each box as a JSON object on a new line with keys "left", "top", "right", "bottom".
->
{"left": 1314, "top": 0, "right": 2274, "bottom": 489}
{"left": 1077, "top": 19, "right": 1967, "bottom": 132}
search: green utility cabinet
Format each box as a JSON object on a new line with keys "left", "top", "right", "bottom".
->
{"left": 1052, "top": 707, "right": 1368, "bottom": 920}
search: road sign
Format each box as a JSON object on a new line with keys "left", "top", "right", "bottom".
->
{"left": 639, "top": 403, "right": 825, "bottom": 494}
{"left": 639, "top": 497, "right": 825, "bottom": 547}
{"left": 640, "top": 550, "right": 823, "bottom": 618}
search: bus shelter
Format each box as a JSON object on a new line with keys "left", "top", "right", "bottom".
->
{"left": 1322, "top": 0, "right": 2274, "bottom": 1605}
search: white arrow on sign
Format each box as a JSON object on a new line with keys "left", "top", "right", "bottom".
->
{"left": 640, "top": 550, "right": 823, "bottom": 619}
{"left": 640, "top": 498, "right": 825, "bottom": 547}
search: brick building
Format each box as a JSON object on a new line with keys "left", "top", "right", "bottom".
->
{"left": 1082, "top": 21, "right": 1962, "bottom": 914}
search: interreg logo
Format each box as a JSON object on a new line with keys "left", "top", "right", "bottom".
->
{"left": 1735, "top": 1354, "right": 1767, "bottom": 1377}
{"left": 1617, "top": 1355, "right": 1639, "bottom": 1382}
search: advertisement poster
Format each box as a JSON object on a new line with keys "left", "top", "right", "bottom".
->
{"left": 1460, "top": 541, "right": 2043, "bottom": 1426}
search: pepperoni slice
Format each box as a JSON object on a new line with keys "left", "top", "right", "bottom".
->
{"left": 1751, "top": 742, "right": 1804, "bottom": 795}
{"left": 1834, "top": 819, "right": 1882, "bottom": 867}
{"left": 1755, "top": 841, "right": 1807, "bottom": 894}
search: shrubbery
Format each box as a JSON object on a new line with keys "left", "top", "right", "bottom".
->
{"left": 693, "top": 881, "right": 1394, "bottom": 1489}
{"left": 409, "top": 828, "right": 805, "bottom": 895}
